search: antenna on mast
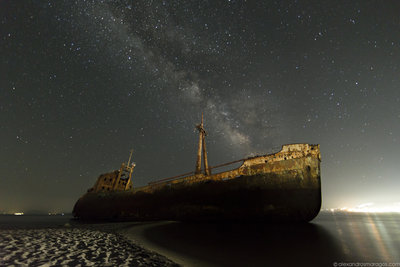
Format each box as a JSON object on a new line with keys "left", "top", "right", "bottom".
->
{"left": 127, "top": 149, "right": 133, "bottom": 166}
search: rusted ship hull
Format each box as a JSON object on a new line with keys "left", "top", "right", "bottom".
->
{"left": 73, "top": 145, "right": 321, "bottom": 222}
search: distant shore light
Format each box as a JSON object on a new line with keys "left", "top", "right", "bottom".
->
{"left": 328, "top": 203, "right": 400, "bottom": 213}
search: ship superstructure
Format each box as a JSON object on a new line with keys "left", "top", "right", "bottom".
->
{"left": 88, "top": 150, "right": 135, "bottom": 193}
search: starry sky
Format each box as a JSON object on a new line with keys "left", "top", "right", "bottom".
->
{"left": 1, "top": 0, "right": 399, "bottom": 213}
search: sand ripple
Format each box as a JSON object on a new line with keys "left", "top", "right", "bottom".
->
{"left": 0, "top": 227, "right": 178, "bottom": 266}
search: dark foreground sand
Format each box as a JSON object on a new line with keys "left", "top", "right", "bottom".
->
{"left": 0, "top": 222, "right": 179, "bottom": 266}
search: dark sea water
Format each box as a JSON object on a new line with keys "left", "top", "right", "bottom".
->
{"left": 0, "top": 214, "right": 72, "bottom": 230}
{"left": 0, "top": 212, "right": 399, "bottom": 266}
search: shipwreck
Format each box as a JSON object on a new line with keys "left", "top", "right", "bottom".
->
{"left": 73, "top": 114, "right": 321, "bottom": 222}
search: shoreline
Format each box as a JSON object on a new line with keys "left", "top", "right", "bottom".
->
{"left": 3, "top": 212, "right": 400, "bottom": 266}
{"left": 117, "top": 221, "right": 212, "bottom": 267}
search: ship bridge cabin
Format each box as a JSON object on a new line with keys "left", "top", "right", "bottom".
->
{"left": 88, "top": 150, "right": 135, "bottom": 193}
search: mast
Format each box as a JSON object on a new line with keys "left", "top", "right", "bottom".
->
{"left": 202, "top": 132, "right": 210, "bottom": 175}
{"left": 195, "top": 113, "right": 210, "bottom": 175}
{"left": 195, "top": 114, "right": 203, "bottom": 174}
{"left": 125, "top": 149, "right": 135, "bottom": 190}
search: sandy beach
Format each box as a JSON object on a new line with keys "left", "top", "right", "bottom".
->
{"left": 0, "top": 218, "right": 178, "bottom": 266}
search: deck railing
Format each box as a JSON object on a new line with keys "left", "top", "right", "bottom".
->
{"left": 148, "top": 158, "right": 245, "bottom": 185}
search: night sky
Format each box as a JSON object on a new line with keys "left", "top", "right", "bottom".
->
{"left": 1, "top": 1, "right": 399, "bottom": 213}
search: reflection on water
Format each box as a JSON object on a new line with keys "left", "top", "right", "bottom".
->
{"left": 141, "top": 212, "right": 400, "bottom": 266}
{"left": 316, "top": 212, "right": 400, "bottom": 263}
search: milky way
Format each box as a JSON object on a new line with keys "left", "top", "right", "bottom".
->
{"left": 1, "top": 0, "right": 400, "bottom": 212}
